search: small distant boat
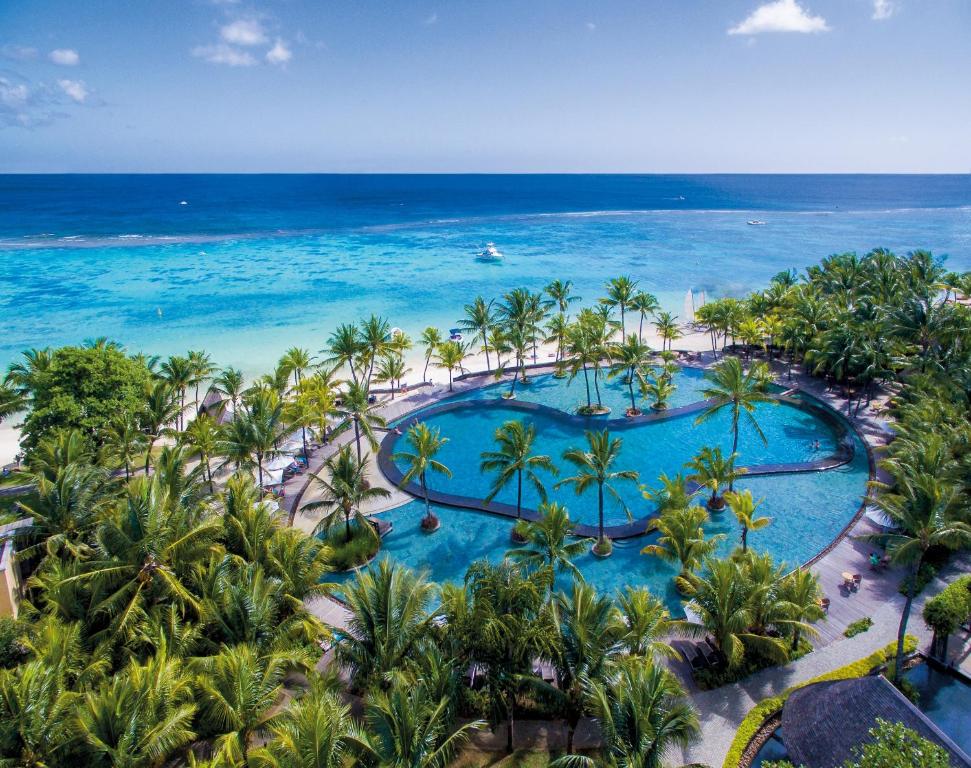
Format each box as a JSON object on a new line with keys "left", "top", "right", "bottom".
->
{"left": 476, "top": 242, "right": 504, "bottom": 262}
{"left": 747, "top": 219, "right": 767, "bottom": 226}
{"left": 179, "top": 200, "right": 188, "bottom": 206}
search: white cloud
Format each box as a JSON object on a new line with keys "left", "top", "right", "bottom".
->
{"left": 57, "top": 79, "right": 87, "bottom": 103}
{"left": 265, "top": 39, "right": 292, "bottom": 65}
{"left": 192, "top": 43, "right": 257, "bottom": 66}
{"left": 872, "top": 0, "right": 896, "bottom": 20}
{"left": 49, "top": 48, "right": 80, "bottom": 66}
{"left": 423, "top": 12, "right": 438, "bottom": 25}
{"left": 220, "top": 19, "right": 267, "bottom": 46}
{"left": 1, "top": 45, "right": 38, "bottom": 62}
{"left": 586, "top": 21, "right": 597, "bottom": 31}
{"left": 728, "top": 0, "right": 829, "bottom": 35}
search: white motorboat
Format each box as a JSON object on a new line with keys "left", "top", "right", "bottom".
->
{"left": 747, "top": 219, "right": 767, "bottom": 226}
{"left": 476, "top": 242, "right": 503, "bottom": 261}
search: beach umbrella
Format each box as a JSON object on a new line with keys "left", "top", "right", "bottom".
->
{"left": 265, "top": 454, "right": 295, "bottom": 472}
{"left": 262, "top": 468, "right": 284, "bottom": 487}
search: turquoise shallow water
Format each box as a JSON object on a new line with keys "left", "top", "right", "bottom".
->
{"left": 332, "top": 370, "right": 869, "bottom": 613}
{"left": 2, "top": 175, "right": 970, "bottom": 373}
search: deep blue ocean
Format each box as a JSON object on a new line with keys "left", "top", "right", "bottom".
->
{"left": 1, "top": 174, "right": 969, "bottom": 373}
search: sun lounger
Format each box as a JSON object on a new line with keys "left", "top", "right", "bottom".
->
{"left": 673, "top": 640, "right": 707, "bottom": 672}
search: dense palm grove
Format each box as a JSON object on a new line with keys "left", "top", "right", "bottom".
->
{"left": 0, "top": 248, "right": 969, "bottom": 767}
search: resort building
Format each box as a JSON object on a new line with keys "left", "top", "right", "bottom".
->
{"left": 0, "top": 518, "right": 30, "bottom": 619}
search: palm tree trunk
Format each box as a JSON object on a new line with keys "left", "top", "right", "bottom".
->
{"left": 422, "top": 473, "right": 431, "bottom": 520}
{"left": 567, "top": 724, "right": 575, "bottom": 754}
{"left": 627, "top": 369, "right": 637, "bottom": 412}
{"left": 516, "top": 469, "right": 522, "bottom": 520}
{"left": 581, "top": 363, "right": 591, "bottom": 407}
{"left": 593, "top": 365, "right": 602, "bottom": 406}
{"left": 598, "top": 482, "right": 604, "bottom": 543}
{"left": 423, "top": 355, "right": 431, "bottom": 382}
{"left": 620, "top": 307, "right": 626, "bottom": 337}
{"left": 893, "top": 560, "right": 920, "bottom": 682}
{"left": 145, "top": 437, "right": 155, "bottom": 475}
{"left": 729, "top": 411, "right": 740, "bottom": 491}
{"left": 257, "top": 453, "right": 264, "bottom": 490}
{"left": 741, "top": 525, "right": 748, "bottom": 552}
{"left": 506, "top": 689, "right": 516, "bottom": 753}
{"left": 482, "top": 331, "right": 492, "bottom": 371}
{"left": 448, "top": 369, "right": 454, "bottom": 392}
{"left": 354, "top": 419, "right": 362, "bottom": 462}
{"left": 638, "top": 313, "right": 645, "bottom": 343}
{"left": 301, "top": 426, "right": 309, "bottom": 465}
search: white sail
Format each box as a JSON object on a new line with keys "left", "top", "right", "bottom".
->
{"left": 682, "top": 289, "right": 695, "bottom": 323}
{"left": 697, "top": 290, "right": 706, "bottom": 308}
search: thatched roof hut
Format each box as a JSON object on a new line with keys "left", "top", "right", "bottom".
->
{"left": 781, "top": 675, "right": 971, "bottom": 768}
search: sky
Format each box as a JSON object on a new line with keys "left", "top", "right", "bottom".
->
{"left": 1, "top": 0, "right": 969, "bottom": 173}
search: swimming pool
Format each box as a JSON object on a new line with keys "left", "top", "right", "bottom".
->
{"left": 330, "top": 368, "right": 870, "bottom": 613}
{"left": 904, "top": 662, "right": 971, "bottom": 756}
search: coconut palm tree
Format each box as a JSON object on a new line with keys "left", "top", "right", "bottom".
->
{"left": 187, "top": 349, "right": 215, "bottom": 415}
{"left": 458, "top": 296, "right": 497, "bottom": 371}
{"left": 653, "top": 311, "right": 682, "bottom": 352}
{"left": 142, "top": 379, "right": 181, "bottom": 474}
{"left": 724, "top": 489, "right": 770, "bottom": 553}
{"left": 74, "top": 651, "right": 197, "bottom": 768}
{"left": 356, "top": 676, "right": 484, "bottom": 768}
{"left": 556, "top": 430, "right": 638, "bottom": 556}
{"left": 544, "top": 312, "right": 571, "bottom": 366}
{"left": 863, "top": 471, "right": 971, "bottom": 681}
{"left": 213, "top": 366, "right": 246, "bottom": 415}
{"left": 359, "top": 314, "right": 392, "bottom": 389}
{"left": 249, "top": 683, "right": 356, "bottom": 768}
{"left": 159, "top": 355, "right": 194, "bottom": 430}
{"left": 433, "top": 340, "right": 467, "bottom": 392}
{"left": 545, "top": 279, "right": 580, "bottom": 319}
{"left": 640, "top": 505, "right": 723, "bottom": 588}
{"left": 686, "top": 446, "right": 743, "bottom": 511}
{"left": 219, "top": 388, "right": 285, "bottom": 489}
{"left": 279, "top": 347, "right": 314, "bottom": 390}
{"left": 324, "top": 323, "right": 364, "bottom": 385}
{"left": 181, "top": 414, "right": 220, "bottom": 491}
{"left": 615, "top": 586, "right": 676, "bottom": 661}
{"left": 480, "top": 420, "right": 557, "bottom": 523}
{"left": 374, "top": 352, "right": 411, "bottom": 399}
{"left": 602, "top": 276, "right": 638, "bottom": 337}
{"left": 778, "top": 567, "right": 825, "bottom": 653}
{"left": 630, "top": 291, "right": 660, "bottom": 344}
{"left": 694, "top": 357, "right": 775, "bottom": 480}
{"left": 332, "top": 381, "right": 387, "bottom": 462}
{"left": 641, "top": 372, "right": 676, "bottom": 411}
{"left": 419, "top": 327, "right": 443, "bottom": 382}
{"left": 337, "top": 560, "right": 437, "bottom": 691}
{"left": 552, "top": 658, "right": 699, "bottom": 768}
{"left": 394, "top": 422, "right": 452, "bottom": 531}
{"left": 505, "top": 501, "right": 587, "bottom": 581}
{"left": 303, "top": 445, "right": 390, "bottom": 543}
{"left": 193, "top": 644, "right": 298, "bottom": 765}
{"left": 103, "top": 411, "right": 148, "bottom": 481}
{"left": 608, "top": 334, "right": 651, "bottom": 415}
{"left": 0, "top": 378, "right": 25, "bottom": 425}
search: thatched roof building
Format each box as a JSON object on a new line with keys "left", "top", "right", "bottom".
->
{"left": 781, "top": 675, "right": 971, "bottom": 768}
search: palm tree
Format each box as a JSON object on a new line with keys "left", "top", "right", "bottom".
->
{"left": 141, "top": 380, "right": 181, "bottom": 474}
{"left": 360, "top": 314, "right": 392, "bottom": 389}
{"left": 687, "top": 446, "right": 744, "bottom": 511}
{"left": 213, "top": 366, "right": 246, "bottom": 414}
{"left": 324, "top": 323, "right": 364, "bottom": 385}
{"left": 695, "top": 357, "right": 775, "bottom": 482}
{"left": 863, "top": 472, "right": 971, "bottom": 681}
{"left": 193, "top": 644, "right": 297, "bottom": 765}
{"left": 603, "top": 276, "right": 638, "bottom": 337}
{"left": 778, "top": 567, "right": 824, "bottom": 653}
{"left": 279, "top": 347, "right": 314, "bottom": 390}
{"left": 545, "top": 279, "right": 580, "bottom": 319}
{"left": 303, "top": 445, "right": 390, "bottom": 543}
{"left": 615, "top": 586, "right": 676, "bottom": 661}
{"left": 249, "top": 683, "right": 356, "bottom": 768}
{"left": 675, "top": 557, "right": 787, "bottom": 668}
{"left": 641, "top": 505, "right": 723, "bottom": 588}
{"left": 459, "top": 296, "right": 496, "bottom": 371}
{"left": 393, "top": 422, "right": 452, "bottom": 531}
{"left": 356, "top": 676, "right": 484, "bottom": 768}
{"left": 332, "top": 381, "right": 387, "bottom": 462}
{"left": 181, "top": 413, "right": 220, "bottom": 491}
{"left": 630, "top": 291, "right": 660, "bottom": 344}
{"left": 282, "top": 390, "right": 316, "bottom": 475}
{"left": 103, "top": 411, "right": 147, "bottom": 481}
{"left": 641, "top": 372, "right": 676, "bottom": 412}
{"left": 337, "top": 560, "right": 437, "bottom": 691}
{"left": 506, "top": 501, "right": 587, "bottom": 581}
{"left": 556, "top": 430, "right": 638, "bottom": 556}
{"left": 159, "top": 355, "right": 194, "bottom": 430}
{"left": 653, "top": 311, "right": 682, "bottom": 352}
{"left": 0, "top": 378, "right": 25, "bottom": 425}
{"left": 187, "top": 349, "right": 215, "bottom": 415}
{"left": 74, "top": 651, "right": 197, "bottom": 768}
{"left": 374, "top": 352, "right": 411, "bottom": 398}
{"left": 480, "top": 420, "right": 557, "bottom": 524}
{"left": 433, "top": 340, "right": 467, "bottom": 392}
{"left": 724, "top": 489, "right": 770, "bottom": 552}
{"left": 541, "top": 582, "right": 622, "bottom": 754}
{"left": 419, "top": 327, "right": 443, "bottom": 382}
{"left": 608, "top": 334, "right": 651, "bottom": 415}
{"left": 552, "top": 658, "right": 699, "bottom": 768}
{"left": 544, "top": 312, "right": 571, "bottom": 367}
{"left": 220, "top": 388, "right": 285, "bottom": 489}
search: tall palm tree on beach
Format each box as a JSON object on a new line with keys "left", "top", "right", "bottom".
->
{"left": 220, "top": 388, "right": 286, "bottom": 489}
{"left": 187, "top": 349, "right": 216, "bottom": 416}
{"left": 279, "top": 347, "right": 314, "bottom": 390}
{"left": 419, "top": 327, "right": 443, "bottom": 383}
{"left": 458, "top": 296, "right": 497, "bottom": 371}
{"left": 631, "top": 290, "right": 660, "bottom": 344}
{"left": 360, "top": 314, "right": 392, "bottom": 389}
{"left": 433, "top": 340, "right": 468, "bottom": 392}
{"left": 333, "top": 381, "right": 387, "bottom": 462}
{"left": 159, "top": 355, "right": 194, "bottom": 430}
{"left": 545, "top": 279, "right": 580, "bottom": 319}
{"left": 213, "top": 366, "right": 246, "bottom": 415}
{"left": 556, "top": 430, "right": 638, "bottom": 555}
{"left": 480, "top": 419, "right": 557, "bottom": 523}
{"left": 394, "top": 422, "right": 452, "bottom": 531}
{"left": 324, "top": 323, "right": 364, "bottom": 385}
{"left": 653, "top": 311, "right": 682, "bottom": 352}
{"left": 694, "top": 357, "right": 775, "bottom": 484}
{"left": 141, "top": 379, "right": 181, "bottom": 474}
{"left": 603, "top": 275, "right": 638, "bottom": 337}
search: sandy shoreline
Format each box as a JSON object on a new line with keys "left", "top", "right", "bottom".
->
{"left": 0, "top": 326, "right": 715, "bottom": 466}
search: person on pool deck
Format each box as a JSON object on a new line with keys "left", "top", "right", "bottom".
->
{"left": 869, "top": 552, "right": 880, "bottom": 569}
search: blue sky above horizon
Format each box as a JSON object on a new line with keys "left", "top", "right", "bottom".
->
{"left": 1, "top": 0, "right": 969, "bottom": 173}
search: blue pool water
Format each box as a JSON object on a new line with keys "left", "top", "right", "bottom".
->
{"left": 2, "top": 174, "right": 970, "bottom": 374}
{"left": 904, "top": 663, "right": 971, "bottom": 756}
{"left": 333, "top": 370, "right": 870, "bottom": 613}
{"left": 392, "top": 370, "right": 864, "bottom": 529}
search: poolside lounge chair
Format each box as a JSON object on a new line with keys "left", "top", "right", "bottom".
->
{"left": 672, "top": 640, "right": 706, "bottom": 672}
{"left": 819, "top": 596, "right": 831, "bottom": 613}
{"left": 702, "top": 638, "right": 725, "bottom": 667}
{"left": 852, "top": 573, "right": 862, "bottom": 590}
